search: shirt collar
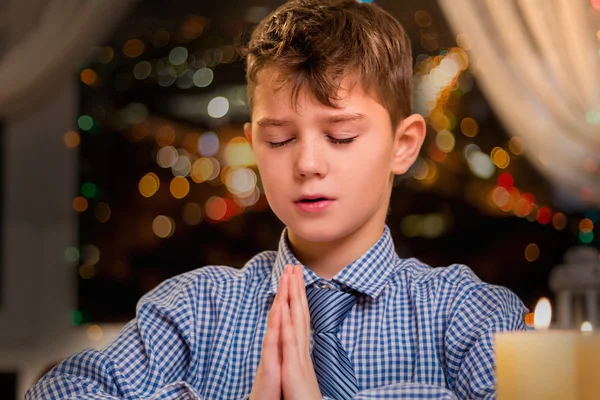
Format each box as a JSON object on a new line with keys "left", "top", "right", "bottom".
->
{"left": 269, "top": 225, "right": 397, "bottom": 299}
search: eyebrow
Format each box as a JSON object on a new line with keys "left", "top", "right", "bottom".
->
{"left": 256, "top": 112, "right": 366, "bottom": 127}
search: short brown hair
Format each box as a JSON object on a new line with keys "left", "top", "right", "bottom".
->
{"left": 242, "top": 0, "right": 413, "bottom": 129}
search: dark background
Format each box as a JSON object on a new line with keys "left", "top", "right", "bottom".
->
{"left": 73, "top": 0, "right": 585, "bottom": 324}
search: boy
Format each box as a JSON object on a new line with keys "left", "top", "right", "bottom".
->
{"left": 27, "top": 0, "right": 527, "bottom": 399}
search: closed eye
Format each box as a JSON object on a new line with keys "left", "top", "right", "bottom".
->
{"left": 328, "top": 136, "right": 356, "bottom": 145}
{"left": 268, "top": 136, "right": 357, "bottom": 148}
{"left": 268, "top": 138, "right": 294, "bottom": 148}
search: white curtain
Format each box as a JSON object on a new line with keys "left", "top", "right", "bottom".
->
{"left": 0, "top": 0, "right": 139, "bottom": 120}
{"left": 438, "top": 0, "right": 600, "bottom": 208}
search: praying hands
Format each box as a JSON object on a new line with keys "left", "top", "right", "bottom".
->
{"left": 250, "top": 264, "right": 322, "bottom": 400}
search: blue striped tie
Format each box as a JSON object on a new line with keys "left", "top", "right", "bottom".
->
{"left": 306, "top": 285, "right": 361, "bottom": 400}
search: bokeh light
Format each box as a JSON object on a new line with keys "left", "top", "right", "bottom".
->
{"left": 170, "top": 177, "right": 190, "bottom": 199}
{"left": 123, "top": 39, "right": 145, "bottom": 58}
{"left": 491, "top": 186, "right": 510, "bottom": 208}
{"left": 412, "top": 158, "right": 429, "bottom": 180}
{"left": 587, "top": 110, "right": 600, "bottom": 125}
{"left": 225, "top": 168, "right": 257, "bottom": 196}
{"left": 81, "top": 182, "right": 98, "bottom": 199}
{"left": 71, "top": 310, "right": 83, "bottom": 325}
{"left": 156, "top": 125, "right": 176, "bottom": 147}
{"left": 468, "top": 151, "right": 495, "bottom": 179}
{"left": 80, "top": 69, "right": 98, "bottom": 86}
{"left": 169, "top": 47, "right": 188, "bottom": 65}
{"left": 79, "top": 264, "right": 96, "bottom": 279}
{"left": 460, "top": 117, "right": 478, "bottom": 137}
{"left": 234, "top": 187, "right": 261, "bottom": 207}
{"left": 435, "top": 130, "right": 456, "bottom": 153}
{"left": 456, "top": 33, "right": 472, "bottom": 51}
{"left": 198, "top": 131, "right": 219, "bottom": 156}
{"left": 579, "top": 218, "right": 594, "bottom": 232}
{"left": 414, "top": 10, "right": 432, "bottom": 27}
{"left": 64, "top": 130, "right": 80, "bottom": 148}
{"left": 581, "top": 321, "right": 593, "bottom": 332}
{"left": 171, "top": 150, "right": 192, "bottom": 177}
{"left": 181, "top": 15, "right": 206, "bottom": 40}
{"left": 78, "top": 115, "right": 94, "bottom": 131}
{"left": 133, "top": 61, "right": 152, "bottom": 80}
{"left": 427, "top": 141, "right": 447, "bottom": 163}
{"left": 508, "top": 137, "right": 525, "bottom": 155}
{"left": 81, "top": 244, "right": 101, "bottom": 265}
{"left": 205, "top": 196, "right": 228, "bottom": 220}
{"left": 497, "top": 172, "right": 514, "bottom": 189}
{"left": 139, "top": 173, "right": 160, "bottom": 198}
{"left": 153, "top": 215, "right": 175, "bottom": 238}
{"left": 97, "top": 46, "right": 114, "bottom": 64}
{"left": 207, "top": 97, "right": 229, "bottom": 118}
{"left": 580, "top": 230, "right": 594, "bottom": 243}
{"left": 157, "top": 146, "right": 179, "bottom": 168}
{"left": 64, "top": 247, "right": 80, "bottom": 263}
{"left": 552, "top": 213, "right": 567, "bottom": 230}
{"left": 224, "top": 137, "right": 256, "bottom": 167}
{"left": 525, "top": 243, "right": 540, "bottom": 262}
{"left": 193, "top": 68, "right": 214, "bottom": 87}
{"left": 191, "top": 157, "right": 215, "bottom": 183}
{"left": 95, "top": 202, "right": 111, "bottom": 223}
{"left": 491, "top": 147, "right": 510, "bottom": 169}
{"left": 524, "top": 312, "right": 535, "bottom": 327}
{"left": 73, "top": 196, "right": 88, "bottom": 212}
{"left": 87, "top": 325, "right": 103, "bottom": 341}
{"left": 536, "top": 207, "right": 552, "bottom": 225}
{"left": 182, "top": 203, "right": 203, "bottom": 225}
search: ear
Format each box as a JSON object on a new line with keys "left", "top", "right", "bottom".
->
{"left": 391, "top": 114, "right": 427, "bottom": 175}
{"left": 243, "top": 122, "right": 253, "bottom": 147}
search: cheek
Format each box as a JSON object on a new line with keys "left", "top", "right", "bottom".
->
{"left": 254, "top": 151, "right": 287, "bottom": 197}
{"left": 345, "top": 143, "right": 392, "bottom": 180}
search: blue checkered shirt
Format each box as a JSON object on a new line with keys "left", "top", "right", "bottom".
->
{"left": 27, "top": 225, "right": 527, "bottom": 399}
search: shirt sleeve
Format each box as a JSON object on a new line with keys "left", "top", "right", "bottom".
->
{"left": 25, "top": 271, "right": 210, "bottom": 400}
{"left": 443, "top": 283, "right": 528, "bottom": 399}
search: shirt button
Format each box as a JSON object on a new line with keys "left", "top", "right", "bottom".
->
{"left": 320, "top": 284, "right": 328, "bottom": 289}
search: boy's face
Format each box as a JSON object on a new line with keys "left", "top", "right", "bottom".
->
{"left": 244, "top": 68, "right": 425, "bottom": 243}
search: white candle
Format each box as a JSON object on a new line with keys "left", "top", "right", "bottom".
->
{"left": 495, "top": 297, "right": 600, "bottom": 399}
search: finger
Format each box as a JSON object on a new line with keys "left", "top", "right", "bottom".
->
{"left": 279, "top": 275, "right": 298, "bottom": 366}
{"left": 276, "top": 264, "right": 292, "bottom": 306}
{"left": 262, "top": 301, "right": 281, "bottom": 366}
{"left": 294, "top": 265, "right": 311, "bottom": 334}
{"left": 289, "top": 266, "right": 307, "bottom": 348}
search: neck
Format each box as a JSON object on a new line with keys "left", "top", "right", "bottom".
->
{"left": 287, "top": 216, "right": 386, "bottom": 280}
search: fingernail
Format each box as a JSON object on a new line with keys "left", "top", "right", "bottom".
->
{"left": 284, "top": 265, "right": 291, "bottom": 273}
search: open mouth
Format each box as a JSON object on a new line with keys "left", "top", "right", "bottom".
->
{"left": 298, "top": 197, "right": 329, "bottom": 203}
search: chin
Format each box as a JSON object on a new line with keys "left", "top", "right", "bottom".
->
{"left": 285, "top": 217, "right": 356, "bottom": 243}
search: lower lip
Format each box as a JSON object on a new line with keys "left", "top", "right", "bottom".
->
{"left": 295, "top": 200, "right": 334, "bottom": 213}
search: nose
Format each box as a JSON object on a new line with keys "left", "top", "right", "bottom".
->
{"left": 293, "top": 136, "right": 328, "bottom": 179}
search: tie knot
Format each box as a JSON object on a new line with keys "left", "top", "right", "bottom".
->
{"left": 306, "top": 285, "right": 360, "bottom": 334}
